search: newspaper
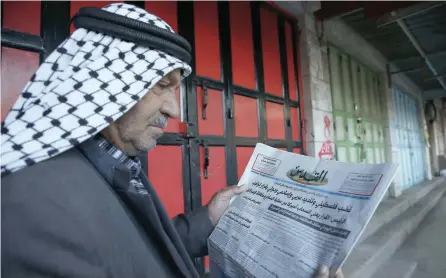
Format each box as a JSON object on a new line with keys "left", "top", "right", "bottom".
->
{"left": 208, "top": 143, "right": 398, "bottom": 278}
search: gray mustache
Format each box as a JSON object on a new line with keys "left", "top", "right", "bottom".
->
{"left": 153, "top": 116, "right": 168, "bottom": 128}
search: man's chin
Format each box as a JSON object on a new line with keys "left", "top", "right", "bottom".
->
{"left": 133, "top": 139, "right": 157, "bottom": 154}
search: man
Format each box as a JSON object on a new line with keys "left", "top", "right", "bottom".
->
{"left": 1, "top": 3, "right": 342, "bottom": 278}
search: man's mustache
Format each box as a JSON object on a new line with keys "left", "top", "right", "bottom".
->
{"left": 153, "top": 116, "right": 168, "bottom": 128}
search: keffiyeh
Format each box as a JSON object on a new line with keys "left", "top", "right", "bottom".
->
{"left": 1, "top": 3, "right": 191, "bottom": 176}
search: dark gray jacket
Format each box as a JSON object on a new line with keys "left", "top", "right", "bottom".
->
{"left": 1, "top": 147, "right": 213, "bottom": 278}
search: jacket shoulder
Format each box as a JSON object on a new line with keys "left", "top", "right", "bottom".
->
{"left": 2, "top": 148, "right": 103, "bottom": 187}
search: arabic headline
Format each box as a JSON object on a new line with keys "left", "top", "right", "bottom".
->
{"left": 268, "top": 205, "right": 351, "bottom": 239}
{"left": 248, "top": 181, "right": 353, "bottom": 213}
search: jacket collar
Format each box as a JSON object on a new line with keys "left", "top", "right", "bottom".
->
{"left": 77, "top": 135, "right": 198, "bottom": 278}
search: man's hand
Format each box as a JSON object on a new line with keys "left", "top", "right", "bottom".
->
{"left": 313, "top": 265, "right": 344, "bottom": 278}
{"left": 207, "top": 184, "right": 248, "bottom": 226}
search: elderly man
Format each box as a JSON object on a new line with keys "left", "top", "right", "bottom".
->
{"left": 1, "top": 3, "right": 342, "bottom": 278}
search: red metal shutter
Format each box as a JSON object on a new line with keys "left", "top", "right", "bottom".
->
{"left": 1, "top": 1, "right": 41, "bottom": 120}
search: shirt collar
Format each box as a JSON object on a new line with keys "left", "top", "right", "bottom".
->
{"left": 77, "top": 134, "right": 141, "bottom": 185}
{"left": 94, "top": 135, "right": 141, "bottom": 177}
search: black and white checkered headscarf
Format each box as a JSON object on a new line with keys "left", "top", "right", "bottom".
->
{"left": 1, "top": 3, "right": 191, "bottom": 176}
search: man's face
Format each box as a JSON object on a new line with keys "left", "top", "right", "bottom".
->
{"left": 104, "top": 69, "right": 182, "bottom": 156}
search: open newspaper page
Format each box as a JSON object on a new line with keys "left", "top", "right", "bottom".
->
{"left": 208, "top": 143, "right": 398, "bottom": 278}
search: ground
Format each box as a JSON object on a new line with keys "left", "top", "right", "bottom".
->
{"left": 393, "top": 190, "right": 446, "bottom": 278}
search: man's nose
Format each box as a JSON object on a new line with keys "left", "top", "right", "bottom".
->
{"left": 160, "top": 91, "right": 180, "bottom": 119}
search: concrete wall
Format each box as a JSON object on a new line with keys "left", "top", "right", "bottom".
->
{"left": 432, "top": 99, "right": 446, "bottom": 174}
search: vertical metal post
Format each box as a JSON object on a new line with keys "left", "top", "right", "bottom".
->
{"left": 218, "top": 1, "right": 238, "bottom": 186}
{"left": 40, "top": 1, "right": 70, "bottom": 62}
{"left": 251, "top": 2, "right": 267, "bottom": 143}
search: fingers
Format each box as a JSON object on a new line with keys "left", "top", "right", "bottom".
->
{"left": 217, "top": 184, "right": 247, "bottom": 199}
{"left": 313, "top": 265, "right": 344, "bottom": 278}
{"left": 335, "top": 269, "right": 344, "bottom": 278}
{"left": 313, "top": 265, "right": 329, "bottom": 278}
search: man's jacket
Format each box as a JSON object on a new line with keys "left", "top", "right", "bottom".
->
{"left": 2, "top": 146, "right": 213, "bottom": 278}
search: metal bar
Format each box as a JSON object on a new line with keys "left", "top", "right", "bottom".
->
{"left": 277, "top": 16, "right": 293, "bottom": 152}
{"left": 156, "top": 133, "right": 185, "bottom": 145}
{"left": 424, "top": 73, "right": 446, "bottom": 81}
{"left": 40, "top": 1, "right": 70, "bottom": 62}
{"left": 314, "top": 1, "right": 363, "bottom": 21}
{"left": 194, "top": 76, "right": 225, "bottom": 91}
{"left": 397, "top": 19, "right": 446, "bottom": 89}
{"left": 391, "top": 49, "right": 446, "bottom": 62}
{"left": 218, "top": 1, "right": 238, "bottom": 186}
{"left": 194, "top": 136, "right": 227, "bottom": 146}
{"left": 377, "top": 2, "right": 446, "bottom": 27}
{"left": 290, "top": 19, "right": 305, "bottom": 154}
{"left": 265, "top": 94, "right": 286, "bottom": 105}
{"left": 1, "top": 28, "right": 45, "bottom": 53}
{"left": 234, "top": 137, "right": 263, "bottom": 146}
{"left": 232, "top": 85, "right": 259, "bottom": 98}
{"left": 265, "top": 139, "right": 302, "bottom": 149}
{"left": 390, "top": 66, "right": 425, "bottom": 75}
{"left": 363, "top": 1, "right": 422, "bottom": 19}
{"left": 251, "top": 1, "right": 267, "bottom": 143}
{"left": 289, "top": 100, "right": 299, "bottom": 108}
{"left": 178, "top": 2, "right": 205, "bottom": 275}
{"left": 178, "top": 0, "right": 200, "bottom": 209}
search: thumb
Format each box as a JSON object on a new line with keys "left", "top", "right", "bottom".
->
{"left": 218, "top": 184, "right": 247, "bottom": 199}
{"left": 231, "top": 184, "right": 248, "bottom": 195}
{"left": 313, "top": 265, "right": 329, "bottom": 278}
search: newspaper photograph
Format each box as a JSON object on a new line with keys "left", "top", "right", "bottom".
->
{"left": 208, "top": 143, "right": 398, "bottom": 278}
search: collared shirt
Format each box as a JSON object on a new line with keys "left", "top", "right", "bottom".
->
{"left": 79, "top": 135, "right": 148, "bottom": 195}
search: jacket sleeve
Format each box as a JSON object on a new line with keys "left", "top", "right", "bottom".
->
{"left": 172, "top": 206, "right": 214, "bottom": 258}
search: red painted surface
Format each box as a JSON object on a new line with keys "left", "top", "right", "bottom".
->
{"left": 200, "top": 147, "right": 226, "bottom": 205}
{"left": 1, "top": 48, "right": 39, "bottom": 121}
{"left": 236, "top": 147, "right": 255, "bottom": 179}
{"left": 266, "top": 101, "right": 285, "bottom": 139}
{"left": 285, "top": 22, "right": 298, "bottom": 101}
{"left": 3, "top": 1, "right": 41, "bottom": 35}
{"left": 229, "top": 1, "right": 256, "bottom": 90}
{"left": 293, "top": 148, "right": 301, "bottom": 154}
{"left": 197, "top": 88, "right": 224, "bottom": 136}
{"left": 234, "top": 95, "right": 258, "bottom": 138}
{"left": 194, "top": 2, "right": 221, "bottom": 80}
{"left": 260, "top": 8, "right": 282, "bottom": 97}
{"left": 290, "top": 107, "right": 300, "bottom": 141}
{"left": 145, "top": 1, "right": 178, "bottom": 32}
{"left": 70, "top": 1, "right": 112, "bottom": 33}
{"left": 148, "top": 146, "right": 184, "bottom": 218}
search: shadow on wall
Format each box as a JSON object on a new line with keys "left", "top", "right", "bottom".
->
{"left": 439, "top": 155, "right": 446, "bottom": 176}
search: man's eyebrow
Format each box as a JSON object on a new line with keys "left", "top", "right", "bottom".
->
{"left": 158, "top": 77, "right": 170, "bottom": 84}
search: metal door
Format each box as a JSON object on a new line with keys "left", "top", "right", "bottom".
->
{"left": 391, "top": 87, "right": 425, "bottom": 190}
{"left": 186, "top": 2, "right": 304, "bottom": 271}
{"left": 328, "top": 44, "right": 385, "bottom": 164}
{"left": 328, "top": 47, "right": 359, "bottom": 163}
